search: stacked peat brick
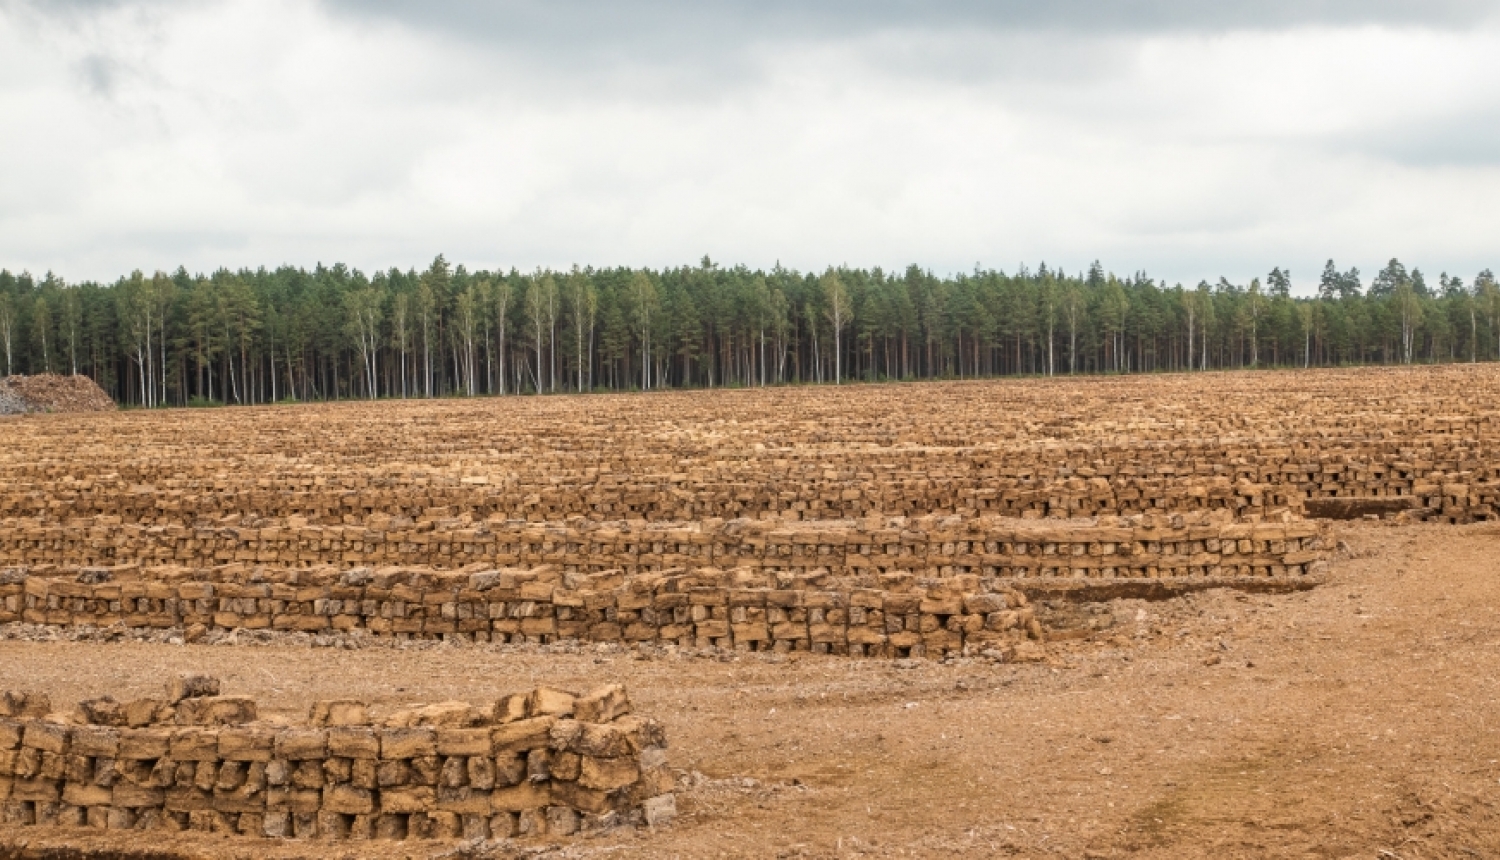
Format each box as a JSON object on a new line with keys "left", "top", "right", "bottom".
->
{"left": 7, "top": 366, "right": 1493, "bottom": 661}
{"left": 0, "top": 565, "right": 1047, "bottom": 658}
{"left": 0, "top": 440, "right": 1494, "bottom": 524}
{"left": 0, "top": 676, "right": 673, "bottom": 840}
{"left": 2, "top": 367, "right": 1497, "bottom": 526}
{"left": 0, "top": 512, "right": 1326, "bottom": 578}
{"left": 0, "top": 511, "right": 1326, "bottom": 656}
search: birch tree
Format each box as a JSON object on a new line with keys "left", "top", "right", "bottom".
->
{"left": 0, "top": 290, "right": 14, "bottom": 376}
{"left": 543, "top": 273, "right": 560, "bottom": 391}
{"left": 1477, "top": 271, "right": 1499, "bottom": 360}
{"left": 1299, "top": 302, "right": 1314, "bottom": 368}
{"left": 1247, "top": 277, "right": 1267, "bottom": 367}
{"left": 1102, "top": 279, "right": 1129, "bottom": 372}
{"left": 1394, "top": 278, "right": 1421, "bottom": 364}
{"left": 768, "top": 287, "right": 790, "bottom": 383}
{"left": 525, "top": 273, "right": 556, "bottom": 393}
{"left": 119, "top": 271, "right": 155, "bottom": 406}
{"left": 345, "top": 286, "right": 383, "bottom": 398}
{"left": 453, "top": 281, "right": 480, "bottom": 396}
{"left": 630, "top": 272, "right": 658, "bottom": 390}
{"left": 1063, "top": 283, "right": 1084, "bottom": 373}
{"left": 821, "top": 270, "right": 850, "bottom": 384}
{"left": 1038, "top": 270, "right": 1058, "bottom": 377}
{"left": 186, "top": 278, "right": 217, "bottom": 400}
{"left": 1182, "top": 287, "right": 1197, "bottom": 371}
{"left": 567, "top": 270, "right": 596, "bottom": 393}
{"left": 1196, "top": 282, "right": 1214, "bottom": 370}
{"left": 149, "top": 272, "right": 174, "bottom": 405}
{"left": 391, "top": 292, "right": 412, "bottom": 398}
{"left": 213, "top": 272, "right": 259, "bottom": 405}
{"left": 60, "top": 287, "right": 81, "bottom": 375}
{"left": 492, "top": 276, "right": 514, "bottom": 394}
{"left": 416, "top": 282, "right": 436, "bottom": 397}
{"left": 31, "top": 295, "right": 52, "bottom": 373}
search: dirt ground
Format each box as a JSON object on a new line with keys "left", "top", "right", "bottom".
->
{"left": 0, "top": 520, "right": 1496, "bottom": 859}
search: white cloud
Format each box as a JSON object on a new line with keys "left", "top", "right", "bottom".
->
{"left": 1, "top": 0, "right": 1498, "bottom": 291}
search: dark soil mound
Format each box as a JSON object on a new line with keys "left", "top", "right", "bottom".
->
{"left": 0, "top": 374, "right": 116, "bottom": 415}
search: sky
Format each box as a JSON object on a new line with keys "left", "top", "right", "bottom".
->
{"left": 2, "top": 1, "right": 1499, "bottom": 293}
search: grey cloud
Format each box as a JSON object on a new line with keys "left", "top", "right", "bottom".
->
{"left": 1342, "top": 107, "right": 1500, "bottom": 167}
{"left": 16, "top": 0, "right": 1500, "bottom": 31}
{"left": 3, "top": 0, "right": 173, "bottom": 19}
{"left": 310, "top": 1, "right": 1500, "bottom": 100}
{"left": 75, "top": 52, "right": 121, "bottom": 96}
{"left": 20, "top": 0, "right": 1500, "bottom": 100}
{"left": 4, "top": 0, "right": 1499, "bottom": 285}
{"left": 324, "top": 0, "right": 1500, "bottom": 44}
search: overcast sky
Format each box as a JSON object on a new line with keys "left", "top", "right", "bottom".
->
{"left": 2, "top": 0, "right": 1499, "bottom": 292}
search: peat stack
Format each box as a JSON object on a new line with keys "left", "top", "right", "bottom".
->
{"left": 0, "top": 374, "right": 116, "bottom": 415}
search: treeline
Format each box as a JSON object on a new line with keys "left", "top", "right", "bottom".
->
{"left": 0, "top": 256, "right": 1496, "bottom": 407}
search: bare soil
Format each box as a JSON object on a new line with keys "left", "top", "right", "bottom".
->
{"left": 2, "top": 520, "right": 1496, "bottom": 859}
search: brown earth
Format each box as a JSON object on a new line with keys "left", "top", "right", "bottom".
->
{"left": 1, "top": 519, "right": 1496, "bottom": 860}
{"left": 0, "top": 375, "right": 115, "bottom": 416}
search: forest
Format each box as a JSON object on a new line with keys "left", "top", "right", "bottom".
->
{"left": 0, "top": 256, "right": 1495, "bottom": 407}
